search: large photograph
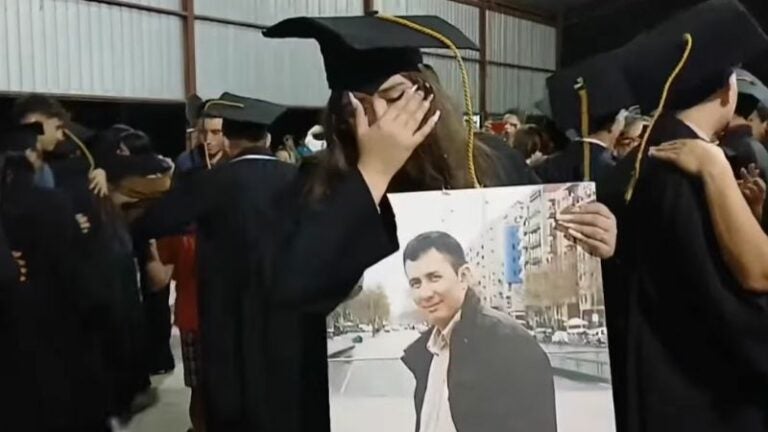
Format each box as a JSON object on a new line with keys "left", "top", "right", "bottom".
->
{"left": 327, "top": 183, "right": 614, "bottom": 432}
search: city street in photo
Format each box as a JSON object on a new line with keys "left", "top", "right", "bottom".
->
{"left": 327, "top": 184, "right": 615, "bottom": 432}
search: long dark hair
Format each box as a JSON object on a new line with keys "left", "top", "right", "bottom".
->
{"left": 306, "top": 69, "right": 500, "bottom": 201}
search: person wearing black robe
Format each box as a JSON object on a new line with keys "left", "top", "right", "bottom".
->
{"left": 0, "top": 141, "right": 109, "bottom": 431}
{"left": 536, "top": 49, "right": 633, "bottom": 184}
{"left": 133, "top": 92, "right": 400, "bottom": 431}
{"left": 597, "top": 1, "right": 768, "bottom": 431}
{"left": 266, "top": 13, "right": 619, "bottom": 432}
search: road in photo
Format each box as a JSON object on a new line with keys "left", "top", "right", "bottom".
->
{"left": 328, "top": 329, "right": 615, "bottom": 432}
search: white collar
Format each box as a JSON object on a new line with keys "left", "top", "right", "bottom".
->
{"left": 579, "top": 137, "right": 609, "bottom": 148}
{"left": 679, "top": 119, "right": 718, "bottom": 144}
{"left": 229, "top": 154, "right": 278, "bottom": 163}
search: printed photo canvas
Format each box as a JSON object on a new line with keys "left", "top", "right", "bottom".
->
{"left": 327, "top": 183, "right": 615, "bottom": 432}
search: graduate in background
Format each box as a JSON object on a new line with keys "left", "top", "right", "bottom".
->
{"left": 0, "top": 122, "right": 110, "bottom": 431}
{"left": 718, "top": 68, "right": 768, "bottom": 185}
{"left": 600, "top": 1, "right": 768, "bottom": 430}
{"left": 536, "top": 49, "right": 633, "bottom": 184}
{"left": 134, "top": 90, "right": 402, "bottom": 431}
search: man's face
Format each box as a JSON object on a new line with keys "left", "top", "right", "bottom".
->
{"left": 405, "top": 249, "right": 469, "bottom": 329}
{"left": 23, "top": 113, "right": 65, "bottom": 152}
{"left": 198, "top": 117, "right": 226, "bottom": 155}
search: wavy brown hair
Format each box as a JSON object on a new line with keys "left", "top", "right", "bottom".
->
{"left": 305, "top": 69, "right": 501, "bottom": 201}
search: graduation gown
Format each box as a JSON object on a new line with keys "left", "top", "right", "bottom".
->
{"left": 535, "top": 139, "right": 616, "bottom": 184}
{"left": 597, "top": 114, "right": 768, "bottom": 432}
{"left": 0, "top": 172, "right": 109, "bottom": 431}
{"left": 477, "top": 133, "right": 542, "bottom": 186}
{"left": 49, "top": 158, "right": 151, "bottom": 416}
{"left": 134, "top": 152, "right": 398, "bottom": 431}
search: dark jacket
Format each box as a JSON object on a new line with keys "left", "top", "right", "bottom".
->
{"left": 175, "top": 146, "right": 208, "bottom": 173}
{"left": 134, "top": 156, "right": 398, "bottom": 432}
{"left": 402, "top": 290, "right": 557, "bottom": 432}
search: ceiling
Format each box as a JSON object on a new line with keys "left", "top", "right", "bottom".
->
{"left": 493, "top": 0, "right": 599, "bottom": 16}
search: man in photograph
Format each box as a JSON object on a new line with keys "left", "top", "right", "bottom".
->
{"left": 401, "top": 231, "right": 556, "bottom": 432}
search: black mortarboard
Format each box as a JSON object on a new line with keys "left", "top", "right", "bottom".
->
{"left": 621, "top": 0, "right": 768, "bottom": 113}
{"left": 263, "top": 14, "right": 479, "bottom": 94}
{"left": 186, "top": 94, "right": 204, "bottom": 127}
{"left": 547, "top": 49, "right": 634, "bottom": 137}
{"left": 203, "top": 92, "right": 286, "bottom": 127}
{"left": 0, "top": 122, "right": 43, "bottom": 154}
{"left": 268, "top": 107, "right": 324, "bottom": 151}
{"left": 736, "top": 68, "right": 768, "bottom": 106}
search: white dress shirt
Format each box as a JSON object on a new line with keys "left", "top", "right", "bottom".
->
{"left": 419, "top": 312, "right": 462, "bottom": 432}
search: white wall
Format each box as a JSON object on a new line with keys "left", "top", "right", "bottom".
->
{"left": 0, "top": 0, "right": 185, "bottom": 99}
{"left": 194, "top": 0, "right": 364, "bottom": 106}
{"left": 486, "top": 11, "right": 556, "bottom": 114}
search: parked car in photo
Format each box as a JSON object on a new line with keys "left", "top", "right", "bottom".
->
{"left": 533, "top": 328, "right": 554, "bottom": 343}
{"left": 552, "top": 331, "right": 569, "bottom": 344}
{"left": 587, "top": 327, "right": 608, "bottom": 346}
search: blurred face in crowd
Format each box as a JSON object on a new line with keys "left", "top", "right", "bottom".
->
{"left": 22, "top": 113, "right": 65, "bottom": 152}
{"left": 503, "top": 114, "right": 522, "bottom": 142}
{"left": 405, "top": 249, "right": 470, "bottom": 330}
{"left": 746, "top": 111, "right": 768, "bottom": 142}
{"left": 615, "top": 119, "right": 647, "bottom": 159}
{"left": 198, "top": 117, "right": 226, "bottom": 156}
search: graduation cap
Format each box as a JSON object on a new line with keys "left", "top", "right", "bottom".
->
{"left": 621, "top": 0, "right": 768, "bottom": 113}
{"left": 547, "top": 49, "right": 634, "bottom": 138}
{"left": 621, "top": 0, "right": 768, "bottom": 201}
{"left": 186, "top": 94, "right": 205, "bottom": 128}
{"left": 267, "top": 107, "right": 324, "bottom": 151}
{"left": 546, "top": 50, "right": 634, "bottom": 181}
{"left": 735, "top": 68, "right": 768, "bottom": 106}
{"left": 265, "top": 13, "right": 483, "bottom": 187}
{"left": 202, "top": 92, "right": 286, "bottom": 127}
{"left": 0, "top": 122, "right": 43, "bottom": 155}
{"left": 263, "top": 14, "right": 479, "bottom": 94}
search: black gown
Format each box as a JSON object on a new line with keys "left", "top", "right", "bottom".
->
{"left": 535, "top": 139, "right": 616, "bottom": 184}
{"left": 50, "top": 157, "right": 153, "bottom": 416}
{"left": 477, "top": 133, "right": 542, "bottom": 186}
{"left": 0, "top": 168, "right": 109, "bottom": 431}
{"left": 133, "top": 153, "right": 398, "bottom": 431}
{"left": 597, "top": 114, "right": 768, "bottom": 432}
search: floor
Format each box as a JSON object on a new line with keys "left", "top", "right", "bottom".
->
{"left": 127, "top": 329, "right": 192, "bottom": 432}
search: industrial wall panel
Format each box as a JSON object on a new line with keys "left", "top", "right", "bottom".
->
{"left": 487, "top": 11, "right": 556, "bottom": 70}
{"left": 487, "top": 64, "right": 549, "bottom": 115}
{"left": 195, "top": 21, "right": 330, "bottom": 106}
{"left": 423, "top": 53, "right": 479, "bottom": 114}
{"left": 195, "top": 0, "right": 363, "bottom": 24}
{"left": 375, "top": 0, "right": 480, "bottom": 60}
{"left": 0, "top": 0, "right": 184, "bottom": 99}
{"left": 120, "top": 0, "right": 182, "bottom": 10}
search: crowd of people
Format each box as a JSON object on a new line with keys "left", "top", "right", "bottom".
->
{"left": 1, "top": 1, "right": 768, "bottom": 432}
